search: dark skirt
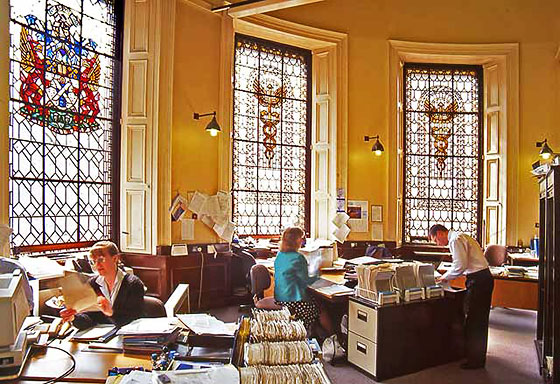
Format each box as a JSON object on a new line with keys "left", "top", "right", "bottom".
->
{"left": 275, "top": 299, "right": 320, "bottom": 330}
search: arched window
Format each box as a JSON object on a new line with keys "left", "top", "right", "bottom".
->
{"left": 232, "top": 34, "right": 311, "bottom": 236}
{"left": 8, "top": 0, "right": 122, "bottom": 253}
{"left": 403, "top": 63, "right": 483, "bottom": 243}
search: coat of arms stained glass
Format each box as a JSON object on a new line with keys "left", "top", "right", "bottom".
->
{"left": 9, "top": 0, "right": 118, "bottom": 249}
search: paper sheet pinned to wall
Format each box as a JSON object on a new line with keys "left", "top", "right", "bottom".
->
{"left": 213, "top": 221, "right": 234, "bottom": 242}
{"left": 200, "top": 215, "right": 215, "bottom": 228}
{"left": 332, "top": 212, "right": 350, "bottom": 228}
{"left": 347, "top": 200, "right": 368, "bottom": 232}
{"left": 201, "top": 195, "right": 220, "bottom": 217}
{"left": 188, "top": 192, "right": 208, "bottom": 215}
{"left": 333, "top": 224, "right": 351, "bottom": 243}
{"left": 169, "top": 194, "right": 188, "bottom": 221}
{"left": 217, "top": 190, "right": 231, "bottom": 212}
{"left": 371, "top": 222, "right": 383, "bottom": 241}
{"left": 181, "top": 219, "right": 195, "bottom": 241}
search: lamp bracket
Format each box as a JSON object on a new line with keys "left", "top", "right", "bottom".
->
{"left": 193, "top": 111, "right": 216, "bottom": 120}
{"left": 364, "top": 135, "right": 380, "bottom": 142}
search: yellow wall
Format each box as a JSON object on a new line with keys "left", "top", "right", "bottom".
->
{"left": 171, "top": 2, "right": 223, "bottom": 243}
{"left": 268, "top": 0, "right": 560, "bottom": 245}
{"left": 173, "top": 0, "right": 560, "bottom": 245}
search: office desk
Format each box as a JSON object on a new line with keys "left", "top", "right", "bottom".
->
{"left": 449, "top": 275, "right": 538, "bottom": 310}
{"left": 14, "top": 340, "right": 151, "bottom": 383}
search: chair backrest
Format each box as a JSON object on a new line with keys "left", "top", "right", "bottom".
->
{"left": 143, "top": 296, "right": 166, "bottom": 318}
{"left": 365, "top": 245, "right": 392, "bottom": 259}
{"left": 250, "top": 264, "right": 271, "bottom": 298}
{"left": 484, "top": 245, "right": 508, "bottom": 266}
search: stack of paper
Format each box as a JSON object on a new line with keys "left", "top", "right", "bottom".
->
{"left": 314, "top": 284, "right": 354, "bottom": 298}
{"left": 413, "top": 263, "right": 437, "bottom": 287}
{"left": 177, "top": 314, "right": 237, "bottom": 336}
{"left": 355, "top": 264, "right": 395, "bottom": 301}
{"left": 345, "top": 256, "right": 382, "bottom": 266}
{"left": 394, "top": 264, "right": 420, "bottom": 291}
{"left": 117, "top": 317, "right": 181, "bottom": 354}
{"left": 71, "top": 324, "right": 117, "bottom": 342}
{"left": 18, "top": 256, "right": 65, "bottom": 279}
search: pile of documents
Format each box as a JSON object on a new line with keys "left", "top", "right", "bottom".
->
{"left": 117, "top": 318, "right": 181, "bottom": 354}
{"left": 355, "top": 263, "right": 395, "bottom": 301}
{"left": 176, "top": 314, "right": 237, "bottom": 336}
{"left": 310, "top": 279, "right": 354, "bottom": 298}
{"left": 504, "top": 265, "right": 538, "bottom": 279}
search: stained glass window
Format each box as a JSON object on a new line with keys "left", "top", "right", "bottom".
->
{"left": 403, "top": 63, "right": 483, "bottom": 242}
{"left": 232, "top": 34, "right": 311, "bottom": 236}
{"left": 8, "top": 0, "right": 121, "bottom": 251}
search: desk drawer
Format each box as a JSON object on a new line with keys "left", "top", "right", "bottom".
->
{"left": 348, "top": 331, "right": 377, "bottom": 376}
{"left": 349, "top": 300, "right": 378, "bottom": 342}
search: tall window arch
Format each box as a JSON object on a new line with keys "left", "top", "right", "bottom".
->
{"left": 8, "top": 0, "right": 122, "bottom": 253}
{"left": 402, "top": 63, "right": 483, "bottom": 243}
{"left": 232, "top": 34, "right": 311, "bottom": 236}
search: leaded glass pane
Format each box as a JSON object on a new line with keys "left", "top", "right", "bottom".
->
{"left": 9, "top": 0, "right": 119, "bottom": 249}
{"left": 232, "top": 35, "right": 311, "bottom": 236}
{"left": 403, "top": 64, "right": 482, "bottom": 242}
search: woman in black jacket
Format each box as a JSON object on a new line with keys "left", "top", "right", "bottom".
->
{"left": 60, "top": 241, "right": 145, "bottom": 330}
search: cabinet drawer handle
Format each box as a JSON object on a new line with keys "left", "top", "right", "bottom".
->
{"left": 357, "top": 309, "right": 368, "bottom": 322}
{"left": 356, "top": 341, "right": 367, "bottom": 355}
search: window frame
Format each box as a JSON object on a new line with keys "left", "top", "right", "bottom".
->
{"left": 8, "top": 0, "right": 124, "bottom": 255}
{"left": 401, "top": 62, "right": 484, "bottom": 244}
{"left": 231, "top": 33, "right": 312, "bottom": 237}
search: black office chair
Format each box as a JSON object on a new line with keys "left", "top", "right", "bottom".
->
{"left": 365, "top": 245, "right": 392, "bottom": 259}
{"left": 251, "top": 264, "right": 281, "bottom": 310}
{"left": 231, "top": 244, "right": 257, "bottom": 305}
{"left": 143, "top": 296, "right": 166, "bottom": 318}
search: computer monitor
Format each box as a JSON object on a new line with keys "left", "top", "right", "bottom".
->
{"left": 0, "top": 270, "right": 30, "bottom": 348}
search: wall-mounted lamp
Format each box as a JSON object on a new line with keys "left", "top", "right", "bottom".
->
{"left": 364, "top": 135, "right": 385, "bottom": 156}
{"left": 194, "top": 111, "right": 221, "bottom": 137}
{"left": 537, "top": 139, "right": 555, "bottom": 160}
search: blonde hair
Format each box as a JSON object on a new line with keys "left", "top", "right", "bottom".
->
{"left": 280, "top": 227, "right": 305, "bottom": 253}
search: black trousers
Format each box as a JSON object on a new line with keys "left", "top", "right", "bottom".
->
{"left": 464, "top": 268, "right": 494, "bottom": 366}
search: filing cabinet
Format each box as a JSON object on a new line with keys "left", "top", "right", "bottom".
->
{"left": 347, "top": 293, "right": 465, "bottom": 381}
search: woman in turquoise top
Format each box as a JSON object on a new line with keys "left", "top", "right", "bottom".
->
{"left": 273, "top": 227, "right": 320, "bottom": 330}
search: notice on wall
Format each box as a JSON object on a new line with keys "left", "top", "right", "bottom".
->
{"left": 169, "top": 194, "right": 188, "bottom": 221}
{"left": 333, "top": 224, "right": 351, "bottom": 243}
{"left": 371, "top": 222, "right": 383, "bottom": 241}
{"left": 347, "top": 200, "right": 368, "bottom": 232}
{"left": 213, "top": 221, "right": 235, "bottom": 242}
{"left": 188, "top": 192, "right": 208, "bottom": 215}
{"left": 181, "top": 218, "right": 195, "bottom": 241}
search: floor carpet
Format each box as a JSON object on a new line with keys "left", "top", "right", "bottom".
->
{"left": 208, "top": 306, "right": 541, "bottom": 384}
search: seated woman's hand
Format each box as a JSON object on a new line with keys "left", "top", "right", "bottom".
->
{"left": 97, "top": 296, "right": 113, "bottom": 317}
{"left": 60, "top": 307, "right": 77, "bottom": 323}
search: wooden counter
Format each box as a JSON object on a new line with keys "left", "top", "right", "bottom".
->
{"left": 450, "top": 275, "right": 538, "bottom": 310}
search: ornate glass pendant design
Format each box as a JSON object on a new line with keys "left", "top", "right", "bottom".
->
{"left": 252, "top": 68, "right": 287, "bottom": 165}
{"left": 420, "top": 85, "right": 461, "bottom": 174}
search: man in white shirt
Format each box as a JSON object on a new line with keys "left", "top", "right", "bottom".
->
{"left": 429, "top": 224, "right": 494, "bottom": 370}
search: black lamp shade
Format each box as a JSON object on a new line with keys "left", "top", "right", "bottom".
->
{"left": 540, "top": 141, "right": 554, "bottom": 160}
{"left": 205, "top": 115, "right": 221, "bottom": 136}
{"left": 371, "top": 138, "right": 384, "bottom": 156}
